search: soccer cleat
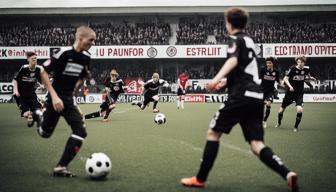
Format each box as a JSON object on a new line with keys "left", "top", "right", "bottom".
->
{"left": 53, "top": 166, "right": 76, "bottom": 178}
{"left": 153, "top": 108, "right": 160, "bottom": 113}
{"left": 262, "top": 121, "right": 267, "bottom": 128}
{"left": 275, "top": 123, "right": 281, "bottom": 128}
{"left": 102, "top": 118, "right": 109, "bottom": 122}
{"left": 293, "top": 128, "right": 298, "bottom": 132}
{"left": 181, "top": 176, "right": 206, "bottom": 188}
{"left": 287, "top": 172, "right": 299, "bottom": 192}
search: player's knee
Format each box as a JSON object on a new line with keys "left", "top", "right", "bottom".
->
{"left": 109, "top": 104, "right": 116, "bottom": 110}
{"left": 250, "top": 140, "right": 266, "bottom": 155}
{"left": 206, "top": 129, "right": 221, "bottom": 141}
{"left": 297, "top": 106, "right": 303, "bottom": 113}
{"left": 73, "top": 128, "right": 87, "bottom": 139}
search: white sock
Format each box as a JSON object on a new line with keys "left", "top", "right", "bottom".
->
{"left": 177, "top": 100, "right": 180, "bottom": 108}
{"left": 181, "top": 100, "right": 184, "bottom": 109}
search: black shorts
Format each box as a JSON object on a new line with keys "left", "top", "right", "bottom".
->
{"left": 263, "top": 90, "right": 274, "bottom": 102}
{"left": 209, "top": 99, "right": 264, "bottom": 142}
{"left": 18, "top": 95, "right": 42, "bottom": 116}
{"left": 41, "top": 95, "right": 85, "bottom": 136}
{"left": 177, "top": 88, "right": 186, "bottom": 96}
{"left": 281, "top": 92, "right": 304, "bottom": 108}
{"left": 143, "top": 91, "right": 158, "bottom": 104}
{"left": 100, "top": 95, "right": 117, "bottom": 111}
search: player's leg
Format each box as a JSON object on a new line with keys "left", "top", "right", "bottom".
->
{"left": 177, "top": 88, "right": 182, "bottom": 109}
{"left": 181, "top": 102, "right": 237, "bottom": 187}
{"left": 27, "top": 95, "right": 43, "bottom": 127}
{"left": 152, "top": 95, "right": 160, "bottom": 112}
{"left": 294, "top": 105, "right": 303, "bottom": 132}
{"left": 242, "top": 101, "right": 298, "bottom": 192}
{"left": 55, "top": 100, "right": 87, "bottom": 177}
{"left": 84, "top": 102, "right": 108, "bottom": 120}
{"left": 102, "top": 103, "right": 116, "bottom": 121}
{"left": 276, "top": 97, "right": 292, "bottom": 127}
{"left": 36, "top": 98, "right": 60, "bottom": 138}
{"left": 180, "top": 94, "right": 185, "bottom": 109}
{"left": 263, "top": 99, "right": 272, "bottom": 128}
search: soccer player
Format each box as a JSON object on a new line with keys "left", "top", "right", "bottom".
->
{"left": 12, "top": 52, "right": 44, "bottom": 127}
{"left": 84, "top": 69, "right": 124, "bottom": 122}
{"left": 177, "top": 72, "right": 189, "bottom": 109}
{"left": 132, "top": 73, "right": 168, "bottom": 113}
{"left": 33, "top": 26, "right": 96, "bottom": 177}
{"left": 276, "top": 55, "right": 315, "bottom": 132}
{"left": 260, "top": 57, "right": 280, "bottom": 128}
{"left": 180, "top": 8, "right": 298, "bottom": 192}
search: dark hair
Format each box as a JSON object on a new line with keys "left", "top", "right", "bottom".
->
{"left": 26, "top": 51, "right": 37, "bottom": 58}
{"left": 225, "top": 7, "right": 249, "bottom": 29}
{"left": 265, "top": 57, "right": 276, "bottom": 64}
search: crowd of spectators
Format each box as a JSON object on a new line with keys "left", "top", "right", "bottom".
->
{"left": 1, "top": 18, "right": 335, "bottom": 46}
{"left": 0, "top": 22, "right": 170, "bottom": 46}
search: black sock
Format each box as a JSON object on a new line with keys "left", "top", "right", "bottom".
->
{"left": 196, "top": 141, "right": 219, "bottom": 182}
{"left": 294, "top": 113, "right": 303, "bottom": 128}
{"left": 259, "top": 147, "right": 290, "bottom": 180}
{"left": 57, "top": 137, "right": 83, "bottom": 167}
{"left": 104, "top": 108, "right": 113, "bottom": 119}
{"left": 264, "top": 106, "right": 271, "bottom": 121}
{"left": 84, "top": 111, "right": 100, "bottom": 119}
{"left": 278, "top": 112, "right": 283, "bottom": 125}
{"left": 153, "top": 101, "right": 158, "bottom": 109}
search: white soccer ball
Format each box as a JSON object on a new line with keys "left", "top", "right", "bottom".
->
{"left": 85, "top": 152, "right": 112, "bottom": 179}
{"left": 154, "top": 113, "right": 166, "bottom": 125}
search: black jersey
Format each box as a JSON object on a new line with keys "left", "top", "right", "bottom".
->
{"left": 286, "top": 65, "right": 310, "bottom": 94}
{"left": 104, "top": 77, "right": 124, "bottom": 100}
{"left": 260, "top": 68, "right": 280, "bottom": 92}
{"left": 43, "top": 47, "right": 91, "bottom": 96}
{"left": 226, "top": 32, "right": 263, "bottom": 101}
{"left": 143, "top": 79, "right": 166, "bottom": 95}
{"left": 14, "top": 64, "right": 43, "bottom": 97}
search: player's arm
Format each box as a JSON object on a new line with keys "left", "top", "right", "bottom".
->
{"left": 40, "top": 70, "right": 64, "bottom": 112}
{"left": 12, "top": 68, "right": 23, "bottom": 97}
{"left": 283, "top": 76, "right": 294, "bottom": 91}
{"left": 177, "top": 78, "right": 183, "bottom": 89}
{"left": 73, "top": 79, "right": 83, "bottom": 96}
{"left": 207, "top": 57, "right": 237, "bottom": 91}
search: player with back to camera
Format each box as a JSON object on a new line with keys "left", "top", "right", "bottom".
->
{"left": 180, "top": 7, "right": 299, "bottom": 192}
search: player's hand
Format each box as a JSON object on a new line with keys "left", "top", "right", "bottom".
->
{"left": 14, "top": 91, "right": 20, "bottom": 97}
{"left": 52, "top": 96, "right": 64, "bottom": 112}
{"left": 289, "top": 86, "right": 294, "bottom": 92}
{"left": 207, "top": 78, "right": 227, "bottom": 92}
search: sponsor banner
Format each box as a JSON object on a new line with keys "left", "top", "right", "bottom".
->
{"left": 0, "top": 47, "right": 50, "bottom": 59}
{"left": 89, "top": 45, "right": 227, "bottom": 59}
{"left": 83, "top": 94, "right": 104, "bottom": 104}
{"left": 0, "top": 82, "right": 13, "bottom": 94}
{"left": 0, "top": 94, "right": 12, "bottom": 103}
{"left": 263, "top": 43, "right": 336, "bottom": 58}
{"left": 188, "top": 79, "right": 211, "bottom": 90}
{"left": 124, "top": 77, "right": 145, "bottom": 94}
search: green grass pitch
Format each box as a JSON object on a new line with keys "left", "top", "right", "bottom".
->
{"left": 0, "top": 102, "right": 335, "bottom": 192}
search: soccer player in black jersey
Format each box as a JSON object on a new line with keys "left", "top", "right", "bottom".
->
{"left": 181, "top": 8, "right": 298, "bottom": 192}
{"left": 84, "top": 69, "right": 124, "bottom": 122}
{"left": 33, "top": 26, "right": 96, "bottom": 177}
{"left": 276, "top": 55, "right": 315, "bottom": 132}
{"left": 13, "top": 52, "right": 44, "bottom": 127}
{"left": 260, "top": 57, "right": 280, "bottom": 128}
{"left": 132, "top": 73, "right": 168, "bottom": 113}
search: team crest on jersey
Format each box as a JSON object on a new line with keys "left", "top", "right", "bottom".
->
{"left": 266, "top": 72, "right": 270, "bottom": 75}
{"left": 227, "top": 42, "right": 237, "bottom": 54}
{"left": 301, "top": 71, "right": 305, "bottom": 75}
{"left": 113, "top": 86, "right": 120, "bottom": 91}
{"left": 30, "top": 73, "right": 35, "bottom": 77}
{"left": 272, "top": 72, "right": 276, "bottom": 76}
